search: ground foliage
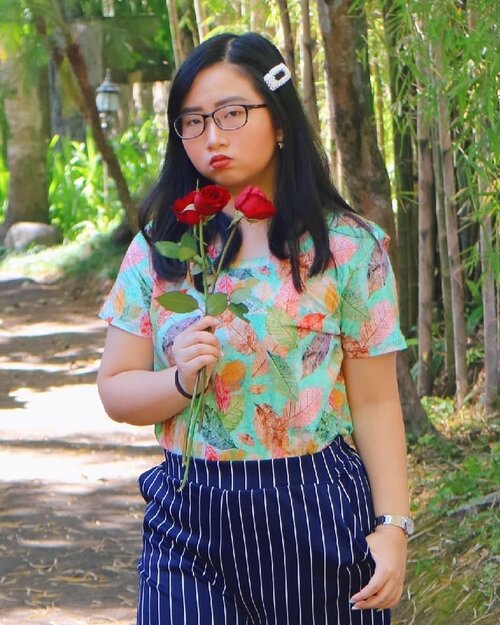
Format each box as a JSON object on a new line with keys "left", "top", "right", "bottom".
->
{"left": 397, "top": 399, "right": 499, "bottom": 624}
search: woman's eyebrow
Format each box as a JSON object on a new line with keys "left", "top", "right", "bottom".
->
{"left": 180, "top": 96, "right": 253, "bottom": 114}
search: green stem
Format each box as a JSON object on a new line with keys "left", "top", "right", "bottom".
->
{"left": 181, "top": 373, "right": 201, "bottom": 462}
{"left": 179, "top": 372, "right": 202, "bottom": 490}
{"left": 180, "top": 219, "right": 210, "bottom": 490}
{"left": 198, "top": 220, "right": 210, "bottom": 304}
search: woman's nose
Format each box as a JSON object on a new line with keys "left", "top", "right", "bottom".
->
{"left": 205, "top": 118, "right": 227, "bottom": 148}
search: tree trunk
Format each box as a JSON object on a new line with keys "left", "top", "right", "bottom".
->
{"left": 317, "top": 0, "right": 430, "bottom": 435}
{"left": 31, "top": 3, "right": 137, "bottom": 232}
{"left": 1, "top": 58, "right": 50, "bottom": 236}
{"left": 397, "top": 350, "right": 434, "bottom": 436}
{"left": 324, "top": 70, "right": 343, "bottom": 194}
{"left": 479, "top": 188, "right": 498, "bottom": 413}
{"left": 431, "top": 120, "right": 456, "bottom": 396}
{"left": 276, "top": 0, "right": 297, "bottom": 79}
{"left": 372, "top": 60, "right": 386, "bottom": 163}
{"left": 316, "top": 0, "right": 395, "bottom": 241}
{"left": 299, "top": 0, "right": 320, "bottom": 133}
{"left": 468, "top": 7, "right": 498, "bottom": 414}
{"left": 416, "top": 69, "right": 435, "bottom": 397}
{"left": 382, "top": 0, "right": 418, "bottom": 338}
{"left": 165, "top": 0, "right": 184, "bottom": 69}
{"left": 434, "top": 42, "right": 468, "bottom": 406}
{"left": 64, "top": 41, "right": 138, "bottom": 232}
{"left": 193, "top": 0, "right": 208, "bottom": 42}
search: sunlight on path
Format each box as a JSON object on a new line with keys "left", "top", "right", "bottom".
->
{"left": 0, "top": 383, "right": 153, "bottom": 440}
{"left": 0, "top": 276, "right": 163, "bottom": 623}
{"left": 0, "top": 383, "right": 159, "bottom": 484}
{"left": 0, "top": 385, "right": 160, "bottom": 625}
{"left": 1, "top": 607, "right": 135, "bottom": 625}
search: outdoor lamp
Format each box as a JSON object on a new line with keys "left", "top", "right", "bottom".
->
{"left": 96, "top": 68, "right": 120, "bottom": 130}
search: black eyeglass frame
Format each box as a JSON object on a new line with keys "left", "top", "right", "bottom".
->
{"left": 173, "top": 103, "right": 268, "bottom": 140}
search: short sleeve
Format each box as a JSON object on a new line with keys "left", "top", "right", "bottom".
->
{"left": 340, "top": 225, "right": 407, "bottom": 358}
{"left": 98, "top": 231, "right": 153, "bottom": 337}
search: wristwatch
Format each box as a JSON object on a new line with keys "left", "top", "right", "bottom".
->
{"left": 374, "top": 514, "right": 415, "bottom": 537}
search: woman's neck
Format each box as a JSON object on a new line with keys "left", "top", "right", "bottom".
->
{"left": 233, "top": 218, "right": 271, "bottom": 262}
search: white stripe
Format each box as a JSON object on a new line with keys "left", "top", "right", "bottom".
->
{"left": 206, "top": 473, "right": 214, "bottom": 570}
{"left": 262, "top": 486, "right": 278, "bottom": 624}
{"left": 137, "top": 577, "right": 144, "bottom": 624}
{"left": 298, "top": 458, "right": 315, "bottom": 625}
{"left": 143, "top": 465, "right": 162, "bottom": 499}
{"left": 325, "top": 444, "right": 351, "bottom": 500}
{"left": 218, "top": 489, "right": 227, "bottom": 622}
{"left": 193, "top": 462, "right": 201, "bottom": 625}
{"left": 237, "top": 490, "right": 259, "bottom": 624}
{"left": 271, "top": 461, "right": 289, "bottom": 621}
{"left": 179, "top": 481, "right": 195, "bottom": 625}
{"left": 250, "top": 488, "right": 268, "bottom": 624}
{"left": 143, "top": 470, "right": 171, "bottom": 624}
{"left": 285, "top": 458, "right": 302, "bottom": 625}
{"left": 326, "top": 485, "right": 352, "bottom": 625}
{"left": 311, "top": 456, "right": 328, "bottom": 624}
{"left": 341, "top": 483, "right": 356, "bottom": 625}
{"left": 164, "top": 480, "right": 182, "bottom": 625}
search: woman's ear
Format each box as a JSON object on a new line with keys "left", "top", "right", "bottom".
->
{"left": 277, "top": 130, "right": 284, "bottom": 150}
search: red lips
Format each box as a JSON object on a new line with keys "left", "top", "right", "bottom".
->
{"left": 209, "top": 155, "right": 232, "bottom": 170}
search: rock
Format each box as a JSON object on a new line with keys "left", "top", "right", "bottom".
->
{"left": 4, "top": 222, "right": 62, "bottom": 251}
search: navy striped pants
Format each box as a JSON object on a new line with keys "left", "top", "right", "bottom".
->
{"left": 136, "top": 436, "right": 390, "bottom": 624}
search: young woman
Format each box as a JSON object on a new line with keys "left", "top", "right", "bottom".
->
{"left": 98, "top": 32, "right": 411, "bottom": 625}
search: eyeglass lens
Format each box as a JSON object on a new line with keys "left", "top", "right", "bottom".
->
{"left": 176, "top": 105, "right": 249, "bottom": 139}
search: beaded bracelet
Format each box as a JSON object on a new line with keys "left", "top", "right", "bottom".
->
{"left": 174, "top": 369, "right": 193, "bottom": 399}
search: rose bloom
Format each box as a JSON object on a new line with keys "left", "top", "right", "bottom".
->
{"left": 235, "top": 186, "right": 276, "bottom": 220}
{"left": 194, "top": 185, "right": 231, "bottom": 216}
{"left": 173, "top": 191, "right": 202, "bottom": 225}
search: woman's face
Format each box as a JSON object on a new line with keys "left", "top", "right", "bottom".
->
{"left": 179, "top": 62, "right": 281, "bottom": 199}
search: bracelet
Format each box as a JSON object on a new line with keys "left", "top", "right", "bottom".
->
{"left": 174, "top": 369, "right": 193, "bottom": 399}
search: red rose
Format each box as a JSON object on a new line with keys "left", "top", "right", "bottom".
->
{"left": 173, "top": 191, "right": 202, "bottom": 225}
{"left": 194, "top": 185, "right": 231, "bottom": 216}
{"left": 234, "top": 186, "right": 276, "bottom": 220}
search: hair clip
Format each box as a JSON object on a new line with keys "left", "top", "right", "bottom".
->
{"left": 263, "top": 63, "right": 292, "bottom": 91}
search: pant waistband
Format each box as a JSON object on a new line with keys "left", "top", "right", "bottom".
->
{"left": 163, "top": 436, "right": 355, "bottom": 490}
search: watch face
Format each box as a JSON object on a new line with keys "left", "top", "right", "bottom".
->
{"left": 405, "top": 517, "right": 415, "bottom": 535}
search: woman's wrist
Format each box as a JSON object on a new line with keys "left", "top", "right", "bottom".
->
{"left": 174, "top": 369, "right": 194, "bottom": 399}
{"left": 174, "top": 368, "right": 211, "bottom": 399}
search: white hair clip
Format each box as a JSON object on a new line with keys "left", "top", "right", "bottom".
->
{"left": 263, "top": 63, "right": 292, "bottom": 91}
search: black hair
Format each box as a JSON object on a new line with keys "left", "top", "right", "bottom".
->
{"left": 139, "top": 31, "right": 358, "bottom": 291}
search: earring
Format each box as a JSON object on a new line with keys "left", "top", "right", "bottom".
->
{"left": 277, "top": 140, "right": 284, "bottom": 150}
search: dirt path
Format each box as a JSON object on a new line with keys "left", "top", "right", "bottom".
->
{"left": 0, "top": 275, "right": 163, "bottom": 625}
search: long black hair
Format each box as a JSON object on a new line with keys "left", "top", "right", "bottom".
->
{"left": 139, "top": 32, "right": 354, "bottom": 291}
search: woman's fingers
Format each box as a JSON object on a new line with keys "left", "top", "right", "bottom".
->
{"left": 187, "top": 315, "right": 220, "bottom": 333}
{"left": 172, "top": 316, "right": 223, "bottom": 391}
{"left": 180, "top": 330, "right": 221, "bottom": 349}
{"left": 350, "top": 528, "right": 406, "bottom": 610}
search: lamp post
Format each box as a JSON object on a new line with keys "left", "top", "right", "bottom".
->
{"left": 96, "top": 69, "right": 119, "bottom": 209}
{"left": 96, "top": 68, "right": 120, "bottom": 132}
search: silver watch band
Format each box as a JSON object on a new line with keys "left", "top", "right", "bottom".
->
{"left": 374, "top": 514, "right": 415, "bottom": 537}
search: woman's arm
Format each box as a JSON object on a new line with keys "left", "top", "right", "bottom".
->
{"left": 97, "top": 316, "right": 221, "bottom": 425}
{"left": 342, "top": 352, "right": 409, "bottom": 610}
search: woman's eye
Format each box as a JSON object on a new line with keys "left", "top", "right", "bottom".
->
{"left": 224, "top": 107, "right": 244, "bottom": 119}
{"left": 185, "top": 117, "right": 202, "bottom": 127}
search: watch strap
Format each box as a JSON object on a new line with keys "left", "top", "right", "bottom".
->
{"left": 374, "top": 514, "right": 415, "bottom": 537}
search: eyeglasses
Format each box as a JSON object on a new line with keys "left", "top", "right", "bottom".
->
{"left": 173, "top": 103, "right": 267, "bottom": 140}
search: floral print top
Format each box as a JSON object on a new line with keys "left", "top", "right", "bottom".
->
{"left": 99, "top": 213, "right": 406, "bottom": 461}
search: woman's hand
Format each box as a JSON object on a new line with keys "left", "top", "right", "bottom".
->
{"left": 350, "top": 525, "right": 407, "bottom": 610}
{"left": 171, "top": 316, "right": 222, "bottom": 395}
